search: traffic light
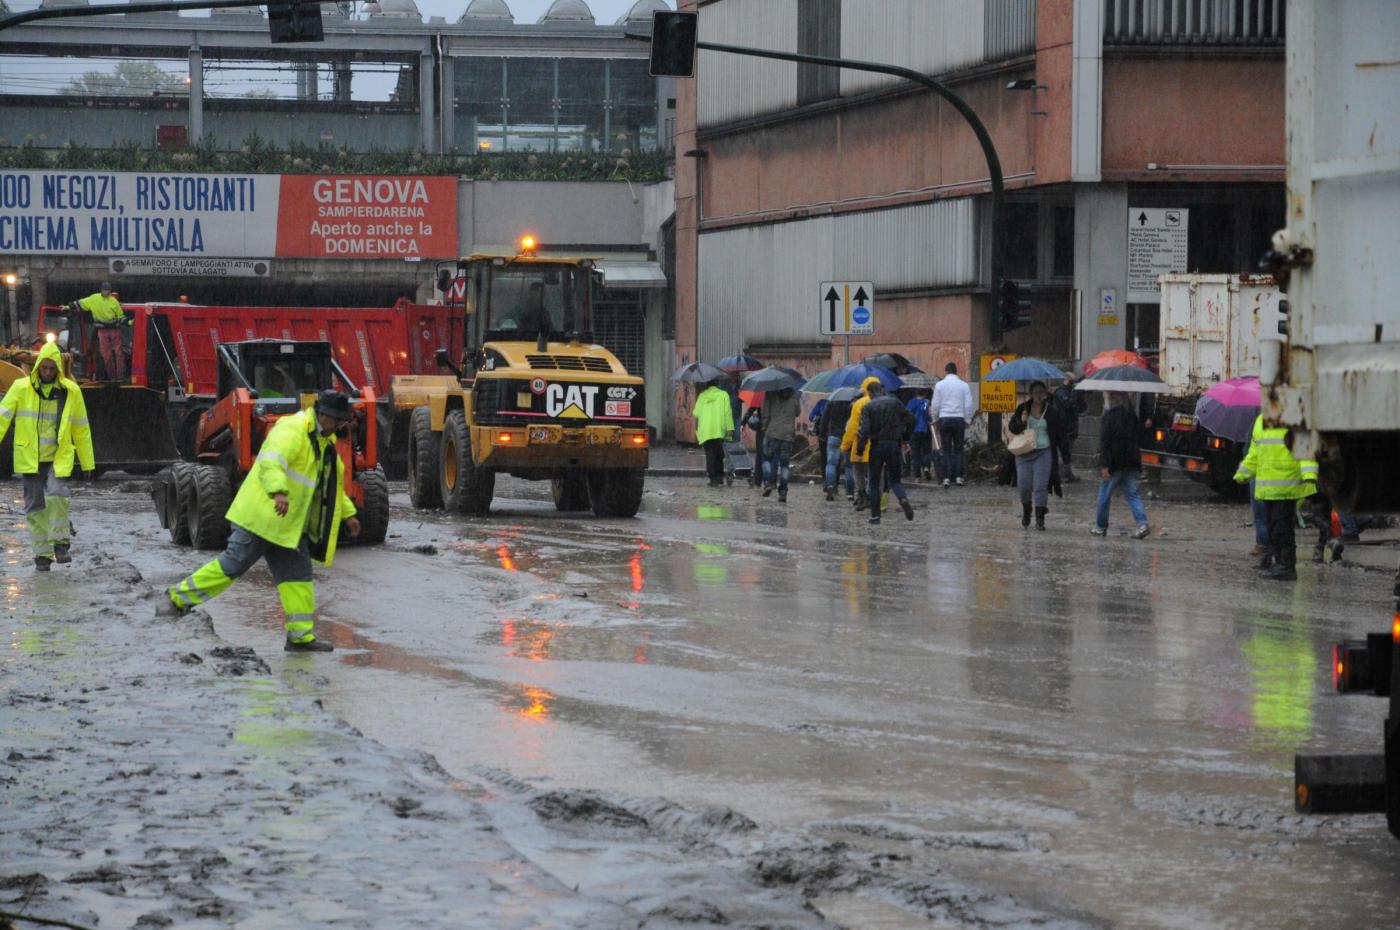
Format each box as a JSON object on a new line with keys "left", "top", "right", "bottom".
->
{"left": 269, "top": 0, "right": 324, "bottom": 44}
{"left": 649, "top": 11, "right": 698, "bottom": 78}
{"left": 999, "top": 279, "right": 1031, "bottom": 332}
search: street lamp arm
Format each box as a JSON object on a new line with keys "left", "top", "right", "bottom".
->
{"left": 628, "top": 30, "right": 1007, "bottom": 341}
{"left": 0, "top": 0, "right": 274, "bottom": 34}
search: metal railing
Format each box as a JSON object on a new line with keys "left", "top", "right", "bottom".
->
{"left": 1104, "top": 0, "right": 1284, "bottom": 45}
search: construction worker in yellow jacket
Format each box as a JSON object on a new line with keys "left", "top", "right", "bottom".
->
{"left": 0, "top": 340, "right": 96, "bottom": 571}
{"left": 156, "top": 391, "right": 361, "bottom": 651}
{"left": 1234, "top": 413, "right": 1318, "bottom": 581}
{"left": 71, "top": 281, "right": 130, "bottom": 380}
{"left": 840, "top": 375, "right": 882, "bottom": 511}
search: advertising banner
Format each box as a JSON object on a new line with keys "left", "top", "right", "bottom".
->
{"left": 0, "top": 170, "right": 279, "bottom": 257}
{"left": 0, "top": 170, "right": 458, "bottom": 261}
{"left": 274, "top": 175, "right": 458, "bottom": 259}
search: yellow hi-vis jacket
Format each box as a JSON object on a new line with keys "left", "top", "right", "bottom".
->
{"left": 692, "top": 384, "right": 734, "bottom": 444}
{"left": 77, "top": 292, "right": 126, "bottom": 325}
{"left": 840, "top": 376, "right": 883, "bottom": 464}
{"left": 1233, "top": 414, "right": 1318, "bottom": 500}
{"left": 225, "top": 409, "right": 357, "bottom": 564}
{"left": 0, "top": 340, "right": 95, "bottom": 477}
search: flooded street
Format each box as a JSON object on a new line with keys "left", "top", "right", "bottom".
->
{"left": 10, "top": 466, "right": 1400, "bottom": 928}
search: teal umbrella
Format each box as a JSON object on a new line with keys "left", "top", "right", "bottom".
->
{"left": 983, "top": 358, "right": 1067, "bottom": 382}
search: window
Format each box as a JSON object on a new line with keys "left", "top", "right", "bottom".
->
{"left": 1002, "top": 202, "right": 1039, "bottom": 280}
{"left": 609, "top": 58, "right": 657, "bottom": 154}
{"left": 1052, "top": 205, "right": 1075, "bottom": 278}
{"left": 557, "top": 58, "right": 607, "bottom": 152}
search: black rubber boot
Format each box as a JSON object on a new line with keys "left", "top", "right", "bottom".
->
{"left": 1021, "top": 502, "right": 1032, "bottom": 528}
{"left": 1035, "top": 507, "right": 1047, "bottom": 531}
{"left": 285, "top": 638, "right": 334, "bottom": 653}
{"left": 34, "top": 556, "right": 52, "bottom": 572}
{"left": 53, "top": 543, "right": 72, "bottom": 564}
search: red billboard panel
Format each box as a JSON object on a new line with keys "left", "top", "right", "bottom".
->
{"left": 274, "top": 175, "right": 458, "bottom": 260}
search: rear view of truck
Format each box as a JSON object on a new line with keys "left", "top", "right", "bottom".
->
{"left": 1271, "top": 0, "right": 1400, "bottom": 837}
{"left": 1140, "top": 274, "right": 1282, "bottom": 497}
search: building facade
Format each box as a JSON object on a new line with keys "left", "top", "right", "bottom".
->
{"left": 672, "top": 0, "right": 1284, "bottom": 435}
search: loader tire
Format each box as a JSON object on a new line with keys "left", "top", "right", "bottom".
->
{"left": 408, "top": 406, "right": 442, "bottom": 510}
{"left": 167, "top": 462, "right": 194, "bottom": 546}
{"left": 551, "top": 473, "right": 590, "bottom": 511}
{"left": 439, "top": 410, "right": 493, "bottom": 516}
{"left": 187, "top": 464, "right": 232, "bottom": 551}
{"left": 588, "top": 467, "right": 644, "bottom": 518}
{"left": 351, "top": 466, "right": 390, "bottom": 545}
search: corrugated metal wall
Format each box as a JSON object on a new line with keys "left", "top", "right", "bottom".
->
{"left": 697, "top": 0, "right": 799, "bottom": 127}
{"left": 697, "top": 0, "right": 1037, "bottom": 126}
{"left": 697, "top": 197, "right": 978, "bottom": 360}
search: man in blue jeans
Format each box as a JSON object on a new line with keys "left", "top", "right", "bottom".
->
{"left": 856, "top": 383, "right": 916, "bottom": 525}
{"left": 818, "top": 392, "right": 854, "bottom": 501}
{"left": 760, "top": 387, "right": 800, "bottom": 503}
{"left": 931, "top": 363, "right": 974, "bottom": 487}
{"left": 1091, "top": 392, "right": 1150, "bottom": 538}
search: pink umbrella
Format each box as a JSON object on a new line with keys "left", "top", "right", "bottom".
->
{"left": 1195, "top": 377, "right": 1261, "bottom": 442}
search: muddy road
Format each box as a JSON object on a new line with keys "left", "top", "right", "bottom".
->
{"left": 6, "top": 465, "right": 1400, "bottom": 928}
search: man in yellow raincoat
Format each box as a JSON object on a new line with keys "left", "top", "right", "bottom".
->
{"left": 840, "top": 376, "right": 882, "bottom": 510}
{"left": 0, "top": 341, "right": 95, "bottom": 571}
{"left": 156, "top": 391, "right": 361, "bottom": 651}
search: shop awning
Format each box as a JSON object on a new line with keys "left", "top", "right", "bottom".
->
{"left": 595, "top": 261, "right": 667, "bottom": 290}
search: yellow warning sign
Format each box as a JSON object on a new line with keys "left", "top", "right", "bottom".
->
{"left": 978, "top": 354, "right": 1018, "bottom": 414}
{"left": 558, "top": 404, "right": 590, "bottom": 419}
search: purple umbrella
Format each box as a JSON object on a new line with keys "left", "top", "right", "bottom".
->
{"left": 1194, "top": 377, "right": 1261, "bottom": 442}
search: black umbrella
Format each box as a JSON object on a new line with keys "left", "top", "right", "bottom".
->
{"left": 672, "top": 361, "right": 729, "bottom": 383}
{"left": 862, "top": 352, "right": 922, "bottom": 374}
{"left": 740, "top": 366, "right": 804, "bottom": 392}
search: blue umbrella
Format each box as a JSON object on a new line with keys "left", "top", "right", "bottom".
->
{"left": 983, "top": 358, "right": 1067, "bottom": 383}
{"left": 717, "top": 353, "right": 764, "bottom": 373}
{"left": 802, "top": 362, "right": 901, "bottom": 395}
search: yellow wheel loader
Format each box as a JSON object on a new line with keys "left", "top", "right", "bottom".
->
{"left": 391, "top": 243, "right": 648, "bottom": 517}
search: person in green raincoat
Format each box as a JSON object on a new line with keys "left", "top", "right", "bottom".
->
{"left": 693, "top": 380, "right": 735, "bottom": 487}
{"left": 0, "top": 340, "right": 96, "bottom": 571}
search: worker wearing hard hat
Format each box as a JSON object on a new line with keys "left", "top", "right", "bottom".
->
{"left": 1234, "top": 414, "right": 1318, "bottom": 582}
{"left": 0, "top": 340, "right": 96, "bottom": 571}
{"left": 71, "top": 281, "right": 130, "bottom": 380}
{"left": 155, "top": 391, "right": 361, "bottom": 652}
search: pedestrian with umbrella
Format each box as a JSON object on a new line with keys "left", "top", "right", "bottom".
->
{"left": 675, "top": 362, "right": 734, "bottom": 487}
{"left": 1089, "top": 391, "right": 1150, "bottom": 539}
{"left": 1006, "top": 381, "right": 1068, "bottom": 530}
{"left": 718, "top": 354, "right": 763, "bottom": 448}
{"left": 1052, "top": 369, "right": 1087, "bottom": 482}
{"left": 742, "top": 368, "right": 803, "bottom": 502}
{"left": 900, "top": 374, "right": 935, "bottom": 481}
{"left": 817, "top": 386, "right": 859, "bottom": 500}
{"left": 840, "top": 376, "right": 884, "bottom": 511}
{"left": 1195, "top": 377, "right": 1270, "bottom": 556}
{"left": 856, "top": 381, "right": 916, "bottom": 524}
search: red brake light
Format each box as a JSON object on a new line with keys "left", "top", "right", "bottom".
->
{"left": 1332, "top": 643, "right": 1344, "bottom": 689}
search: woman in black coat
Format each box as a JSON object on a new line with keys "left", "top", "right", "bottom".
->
{"left": 1006, "top": 380, "right": 1068, "bottom": 530}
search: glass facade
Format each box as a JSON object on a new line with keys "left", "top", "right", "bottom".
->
{"left": 452, "top": 56, "right": 658, "bottom": 154}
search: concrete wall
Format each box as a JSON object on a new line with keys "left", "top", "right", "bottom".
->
{"left": 1073, "top": 183, "right": 1129, "bottom": 361}
{"left": 466, "top": 180, "right": 655, "bottom": 251}
{"left": 1101, "top": 57, "right": 1285, "bottom": 180}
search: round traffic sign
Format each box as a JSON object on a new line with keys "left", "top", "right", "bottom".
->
{"left": 529, "top": 377, "right": 548, "bottom": 394}
{"left": 851, "top": 306, "right": 871, "bottom": 326}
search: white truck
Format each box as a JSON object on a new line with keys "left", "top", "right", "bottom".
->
{"left": 1139, "top": 273, "right": 1283, "bottom": 496}
{"left": 1272, "top": 0, "right": 1400, "bottom": 838}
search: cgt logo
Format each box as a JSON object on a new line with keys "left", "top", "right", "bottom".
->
{"left": 545, "top": 383, "right": 598, "bottom": 419}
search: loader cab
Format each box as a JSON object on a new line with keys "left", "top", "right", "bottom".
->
{"left": 38, "top": 304, "right": 136, "bottom": 382}
{"left": 217, "top": 340, "right": 335, "bottom": 413}
{"left": 448, "top": 251, "right": 597, "bottom": 373}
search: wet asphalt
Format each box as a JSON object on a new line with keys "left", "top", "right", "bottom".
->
{"left": 7, "top": 465, "right": 1400, "bottom": 929}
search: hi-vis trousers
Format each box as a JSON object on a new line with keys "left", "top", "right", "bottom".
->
{"left": 168, "top": 524, "right": 318, "bottom": 644}
{"left": 22, "top": 463, "right": 70, "bottom": 560}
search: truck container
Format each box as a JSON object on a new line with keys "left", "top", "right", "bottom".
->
{"left": 1268, "top": 0, "right": 1400, "bottom": 839}
{"left": 1139, "top": 273, "right": 1282, "bottom": 495}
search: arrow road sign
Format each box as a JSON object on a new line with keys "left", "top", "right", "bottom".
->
{"left": 819, "top": 281, "right": 875, "bottom": 336}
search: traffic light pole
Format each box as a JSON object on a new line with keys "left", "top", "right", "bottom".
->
{"left": 677, "top": 38, "right": 1007, "bottom": 343}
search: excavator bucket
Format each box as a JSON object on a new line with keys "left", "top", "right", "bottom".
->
{"left": 80, "top": 384, "right": 180, "bottom": 474}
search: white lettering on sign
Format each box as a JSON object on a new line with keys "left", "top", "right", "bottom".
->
{"left": 605, "top": 401, "right": 632, "bottom": 417}
{"left": 545, "top": 383, "right": 598, "bottom": 418}
{"left": 312, "top": 177, "right": 430, "bottom": 206}
{"left": 1127, "top": 208, "right": 1189, "bottom": 303}
{"left": 606, "top": 386, "right": 637, "bottom": 400}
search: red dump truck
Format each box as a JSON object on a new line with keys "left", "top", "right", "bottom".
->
{"left": 34, "top": 298, "right": 464, "bottom": 474}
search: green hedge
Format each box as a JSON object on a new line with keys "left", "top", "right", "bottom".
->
{"left": 0, "top": 135, "right": 672, "bottom": 182}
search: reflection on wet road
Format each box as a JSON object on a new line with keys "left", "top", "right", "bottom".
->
{"left": 100, "top": 476, "right": 1400, "bottom": 928}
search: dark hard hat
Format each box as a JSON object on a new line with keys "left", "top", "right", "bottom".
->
{"left": 100, "top": 281, "right": 113, "bottom": 290}
{"left": 314, "top": 390, "right": 353, "bottom": 422}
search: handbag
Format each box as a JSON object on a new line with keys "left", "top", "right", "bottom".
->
{"left": 1006, "top": 428, "right": 1037, "bottom": 457}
